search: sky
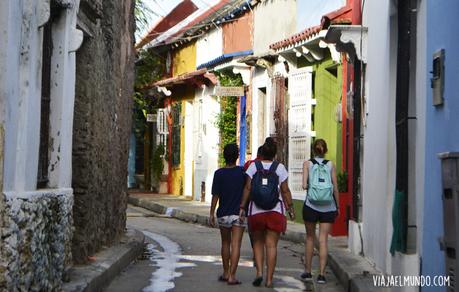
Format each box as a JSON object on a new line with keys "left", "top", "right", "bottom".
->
{"left": 137, "top": 0, "right": 219, "bottom": 40}
{"left": 137, "top": 0, "right": 346, "bottom": 41}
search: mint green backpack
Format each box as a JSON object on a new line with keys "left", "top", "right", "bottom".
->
{"left": 308, "top": 159, "right": 333, "bottom": 205}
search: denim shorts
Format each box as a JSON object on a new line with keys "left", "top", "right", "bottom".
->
{"left": 217, "top": 215, "right": 247, "bottom": 228}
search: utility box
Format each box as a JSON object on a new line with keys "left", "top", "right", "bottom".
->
{"left": 439, "top": 152, "right": 459, "bottom": 292}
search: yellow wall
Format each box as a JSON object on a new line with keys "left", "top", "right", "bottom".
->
{"left": 170, "top": 42, "right": 196, "bottom": 195}
{"left": 172, "top": 42, "right": 196, "bottom": 76}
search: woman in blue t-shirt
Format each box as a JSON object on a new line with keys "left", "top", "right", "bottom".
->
{"left": 210, "top": 143, "right": 246, "bottom": 285}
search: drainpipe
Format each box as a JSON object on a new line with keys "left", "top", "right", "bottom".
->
{"left": 393, "top": 0, "right": 412, "bottom": 254}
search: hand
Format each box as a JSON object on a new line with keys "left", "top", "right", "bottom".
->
{"left": 287, "top": 207, "right": 295, "bottom": 221}
{"left": 209, "top": 214, "right": 216, "bottom": 227}
{"left": 239, "top": 208, "right": 246, "bottom": 223}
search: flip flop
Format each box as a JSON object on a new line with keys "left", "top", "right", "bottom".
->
{"left": 218, "top": 275, "right": 228, "bottom": 282}
{"left": 227, "top": 280, "right": 241, "bottom": 285}
{"left": 252, "top": 276, "right": 263, "bottom": 287}
{"left": 265, "top": 283, "right": 274, "bottom": 288}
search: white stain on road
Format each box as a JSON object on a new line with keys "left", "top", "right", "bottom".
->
{"left": 142, "top": 231, "right": 195, "bottom": 292}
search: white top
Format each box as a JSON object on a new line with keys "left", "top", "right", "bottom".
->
{"left": 304, "top": 157, "right": 337, "bottom": 212}
{"left": 245, "top": 161, "right": 288, "bottom": 215}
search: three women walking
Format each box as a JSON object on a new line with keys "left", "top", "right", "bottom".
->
{"left": 210, "top": 138, "right": 338, "bottom": 287}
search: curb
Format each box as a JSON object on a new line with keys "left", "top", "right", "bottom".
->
{"left": 62, "top": 228, "right": 145, "bottom": 292}
{"left": 128, "top": 196, "right": 383, "bottom": 292}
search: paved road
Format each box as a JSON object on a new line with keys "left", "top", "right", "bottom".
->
{"left": 104, "top": 205, "right": 344, "bottom": 292}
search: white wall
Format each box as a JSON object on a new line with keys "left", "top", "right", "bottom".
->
{"left": 361, "top": 0, "right": 396, "bottom": 272}
{"left": 250, "top": 67, "right": 271, "bottom": 159}
{"left": 253, "top": 0, "right": 296, "bottom": 55}
{"left": 359, "top": 0, "right": 421, "bottom": 280}
{"left": 196, "top": 28, "right": 223, "bottom": 68}
{"left": 193, "top": 85, "right": 220, "bottom": 202}
{"left": 1, "top": 0, "right": 82, "bottom": 195}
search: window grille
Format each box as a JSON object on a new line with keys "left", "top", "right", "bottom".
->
{"left": 171, "top": 103, "right": 181, "bottom": 167}
{"left": 37, "top": 20, "right": 53, "bottom": 189}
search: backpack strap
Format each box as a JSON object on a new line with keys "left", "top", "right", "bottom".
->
{"left": 322, "top": 159, "right": 329, "bottom": 165}
{"left": 310, "top": 158, "right": 319, "bottom": 165}
{"left": 254, "top": 160, "right": 263, "bottom": 172}
{"left": 268, "top": 160, "right": 279, "bottom": 173}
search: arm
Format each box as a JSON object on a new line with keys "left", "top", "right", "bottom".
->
{"left": 209, "top": 195, "right": 219, "bottom": 227}
{"left": 239, "top": 176, "right": 252, "bottom": 219}
{"left": 302, "top": 160, "right": 309, "bottom": 190}
{"left": 280, "top": 180, "right": 295, "bottom": 220}
{"left": 331, "top": 163, "right": 340, "bottom": 213}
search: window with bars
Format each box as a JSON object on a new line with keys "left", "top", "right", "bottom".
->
{"left": 37, "top": 19, "right": 53, "bottom": 189}
{"left": 171, "top": 103, "right": 181, "bottom": 167}
{"left": 156, "top": 108, "right": 168, "bottom": 156}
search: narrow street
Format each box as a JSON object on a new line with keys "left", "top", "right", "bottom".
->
{"left": 104, "top": 205, "right": 344, "bottom": 292}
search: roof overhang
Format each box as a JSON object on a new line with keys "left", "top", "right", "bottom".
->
{"left": 324, "top": 25, "right": 368, "bottom": 63}
{"left": 197, "top": 50, "right": 253, "bottom": 70}
{"left": 237, "top": 52, "right": 278, "bottom": 66}
{"left": 139, "top": 68, "right": 217, "bottom": 93}
{"left": 273, "top": 30, "right": 341, "bottom": 65}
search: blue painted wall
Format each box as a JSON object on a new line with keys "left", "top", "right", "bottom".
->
{"left": 423, "top": 0, "right": 459, "bottom": 288}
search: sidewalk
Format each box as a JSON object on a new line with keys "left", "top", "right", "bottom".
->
{"left": 128, "top": 191, "right": 385, "bottom": 292}
{"left": 62, "top": 228, "right": 145, "bottom": 292}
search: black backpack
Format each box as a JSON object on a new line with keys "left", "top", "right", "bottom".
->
{"left": 250, "top": 160, "right": 280, "bottom": 210}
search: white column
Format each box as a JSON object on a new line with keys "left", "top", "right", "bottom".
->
{"left": 1, "top": 0, "right": 50, "bottom": 192}
{"left": 48, "top": 1, "right": 82, "bottom": 188}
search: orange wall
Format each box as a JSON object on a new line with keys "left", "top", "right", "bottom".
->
{"left": 222, "top": 10, "right": 253, "bottom": 54}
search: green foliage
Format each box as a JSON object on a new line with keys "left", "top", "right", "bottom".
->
{"left": 151, "top": 143, "right": 165, "bottom": 183}
{"left": 135, "top": 49, "right": 165, "bottom": 89}
{"left": 135, "top": 0, "right": 155, "bottom": 40}
{"left": 337, "top": 171, "right": 348, "bottom": 193}
{"left": 132, "top": 49, "right": 164, "bottom": 139}
{"left": 214, "top": 71, "right": 243, "bottom": 166}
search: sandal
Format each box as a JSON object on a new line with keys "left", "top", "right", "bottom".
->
{"left": 218, "top": 275, "right": 228, "bottom": 282}
{"left": 227, "top": 280, "right": 242, "bottom": 285}
{"left": 252, "top": 276, "right": 263, "bottom": 287}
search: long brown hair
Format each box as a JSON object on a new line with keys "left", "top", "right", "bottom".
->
{"left": 312, "top": 139, "right": 328, "bottom": 157}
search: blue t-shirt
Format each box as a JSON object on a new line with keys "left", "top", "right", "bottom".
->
{"left": 211, "top": 166, "right": 245, "bottom": 218}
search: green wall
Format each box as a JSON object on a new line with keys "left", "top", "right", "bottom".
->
{"left": 312, "top": 58, "right": 342, "bottom": 170}
{"left": 289, "top": 57, "right": 343, "bottom": 224}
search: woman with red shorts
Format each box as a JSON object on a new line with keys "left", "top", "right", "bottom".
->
{"left": 239, "top": 137, "right": 295, "bottom": 288}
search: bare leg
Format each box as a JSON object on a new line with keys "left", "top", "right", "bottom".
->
{"left": 219, "top": 227, "right": 231, "bottom": 279}
{"left": 251, "top": 230, "right": 265, "bottom": 279}
{"left": 265, "top": 230, "right": 280, "bottom": 287}
{"left": 304, "top": 222, "right": 316, "bottom": 273}
{"left": 228, "top": 225, "right": 245, "bottom": 283}
{"left": 318, "top": 223, "right": 332, "bottom": 275}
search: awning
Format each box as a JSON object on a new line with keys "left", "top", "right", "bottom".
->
{"left": 270, "top": 30, "right": 339, "bottom": 64}
{"left": 139, "top": 68, "right": 217, "bottom": 90}
{"left": 268, "top": 4, "right": 354, "bottom": 64}
{"left": 196, "top": 50, "right": 253, "bottom": 70}
{"left": 324, "top": 25, "right": 368, "bottom": 63}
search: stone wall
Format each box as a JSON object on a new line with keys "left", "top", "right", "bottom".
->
{"left": 0, "top": 191, "right": 73, "bottom": 291}
{"left": 72, "top": 0, "right": 135, "bottom": 263}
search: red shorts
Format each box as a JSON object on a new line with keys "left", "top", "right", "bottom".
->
{"left": 248, "top": 211, "right": 286, "bottom": 233}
